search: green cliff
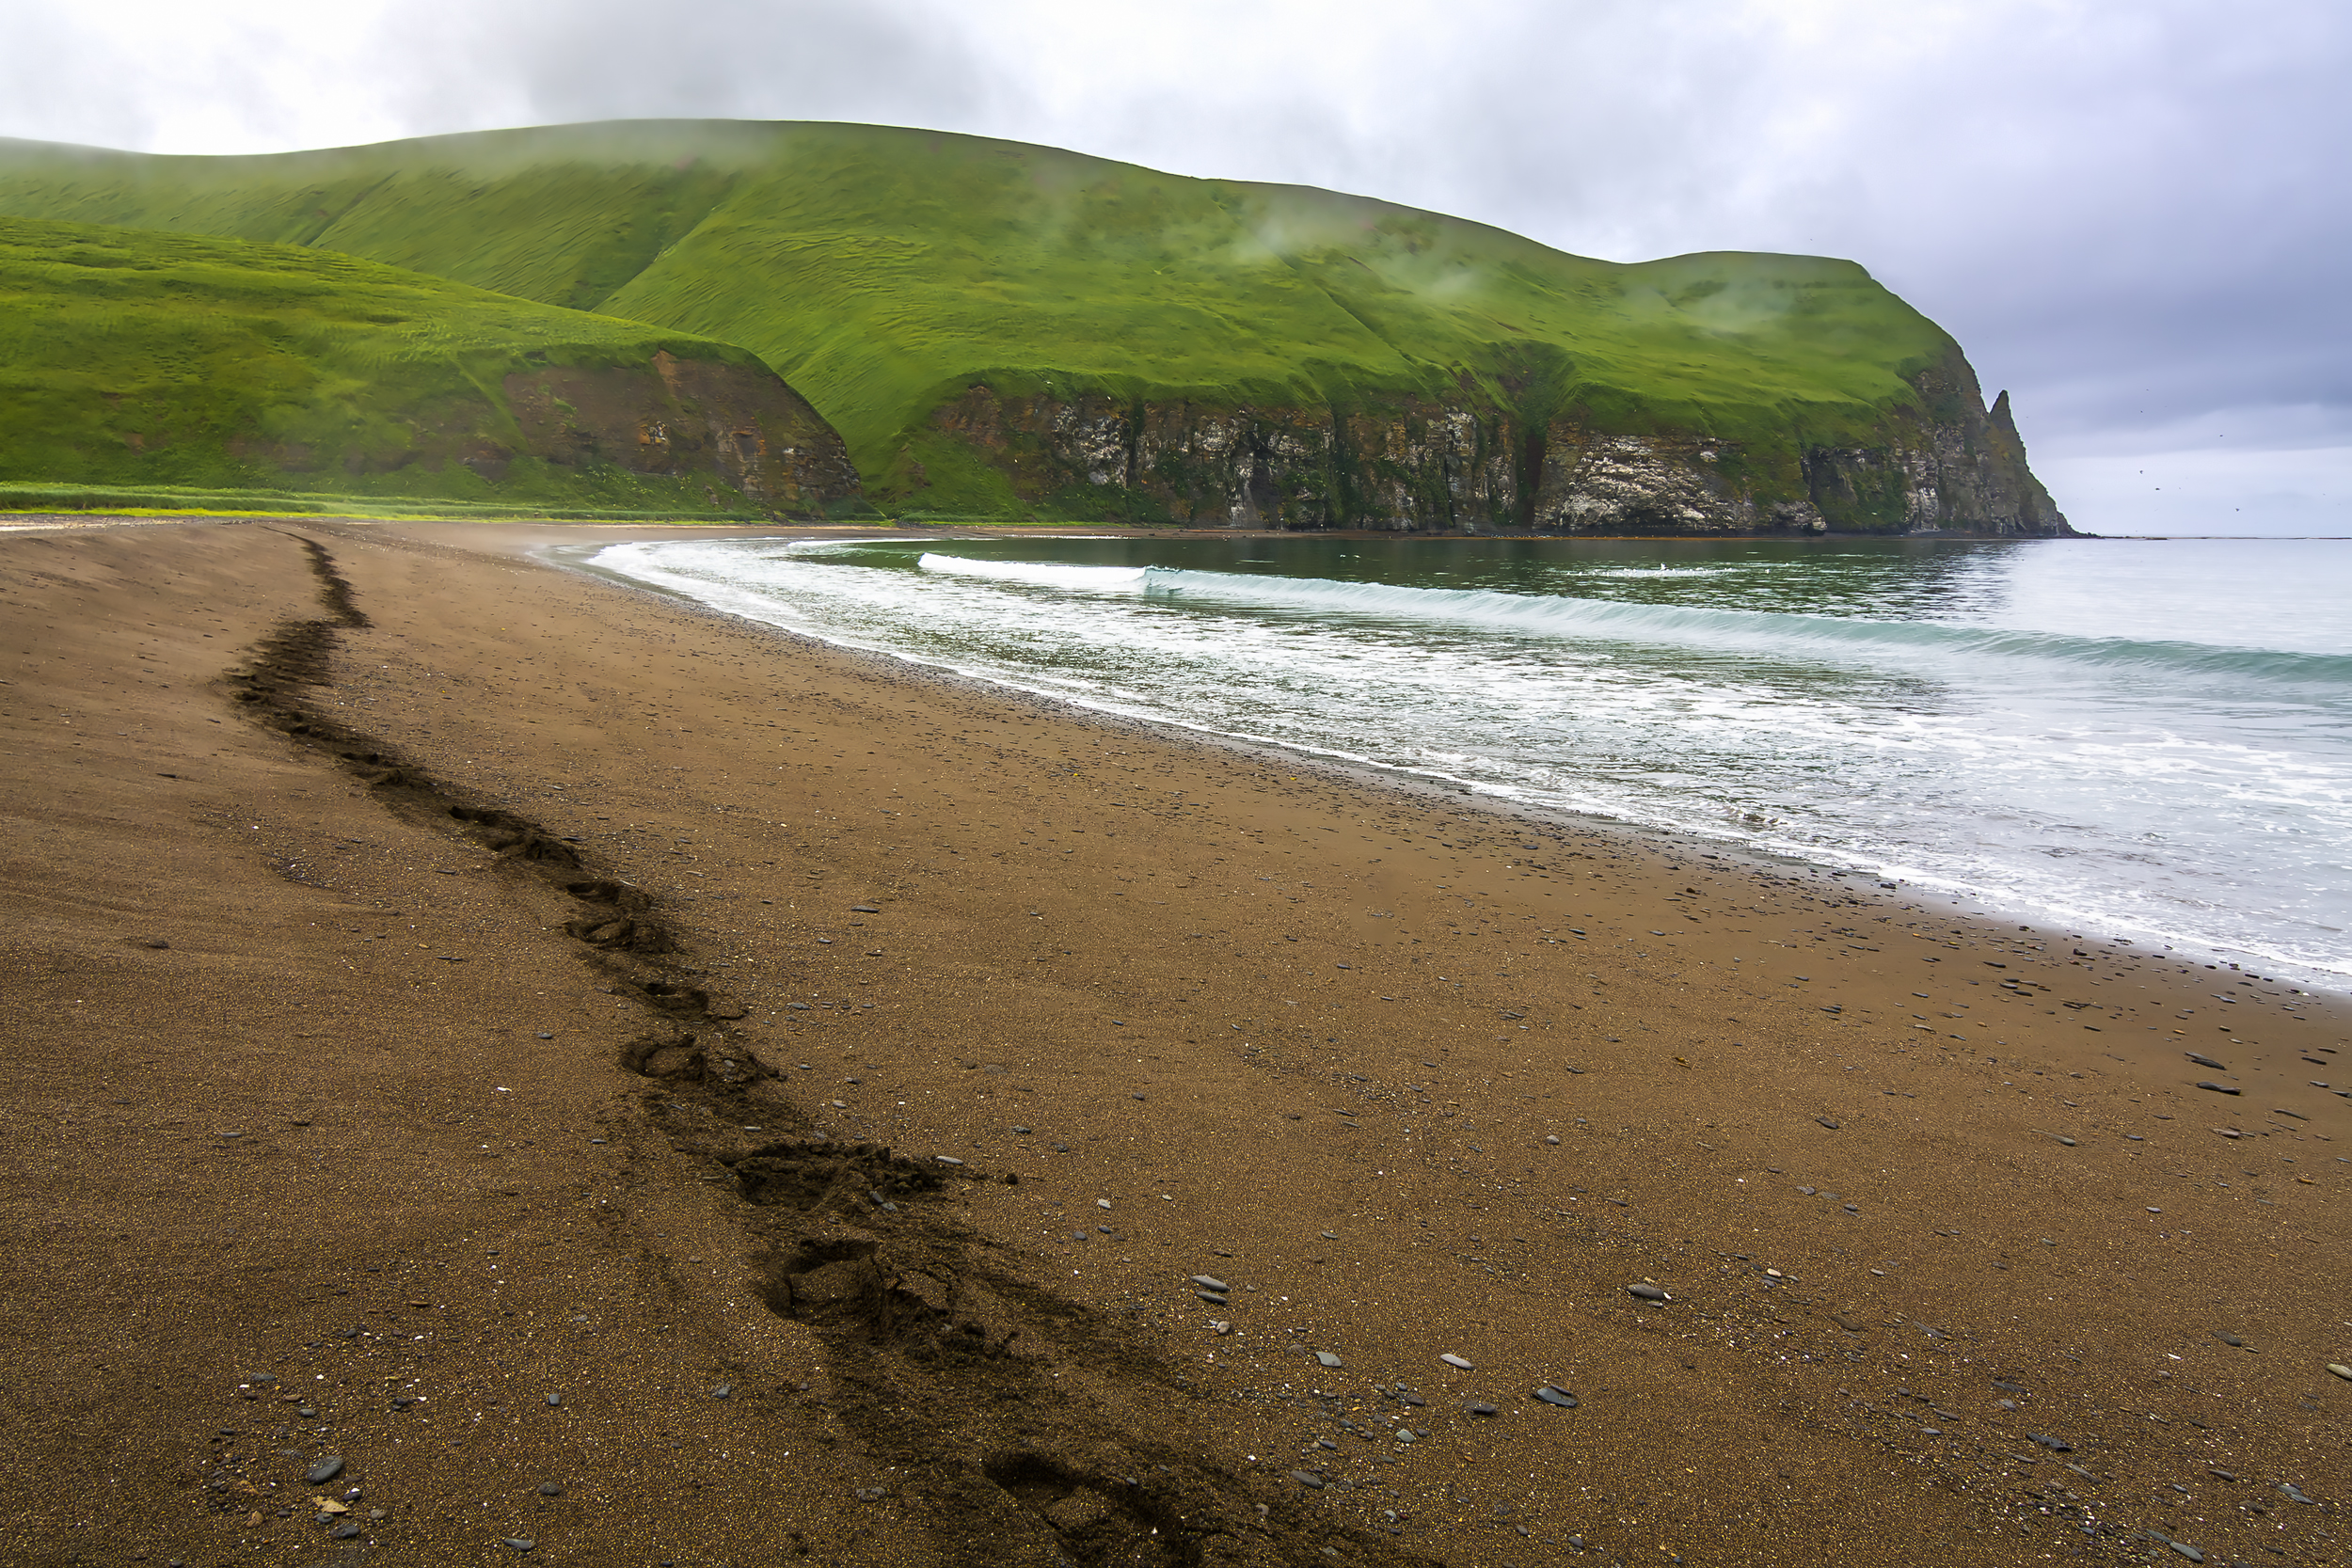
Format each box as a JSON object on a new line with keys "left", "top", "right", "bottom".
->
{"left": 0, "top": 214, "right": 859, "bottom": 515}
{"left": 0, "top": 121, "right": 2067, "bottom": 532}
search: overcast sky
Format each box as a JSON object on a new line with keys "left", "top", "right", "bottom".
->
{"left": 3, "top": 0, "right": 2344, "bottom": 533}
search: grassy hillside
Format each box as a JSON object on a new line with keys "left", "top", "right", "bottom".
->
{"left": 0, "top": 123, "right": 1964, "bottom": 515}
{"left": 0, "top": 214, "right": 857, "bottom": 514}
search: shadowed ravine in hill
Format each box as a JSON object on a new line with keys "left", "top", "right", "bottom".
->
{"left": 226, "top": 531, "right": 1436, "bottom": 1568}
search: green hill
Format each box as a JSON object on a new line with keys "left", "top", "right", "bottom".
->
{"left": 0, "top": 122, "right": 2066, "bottom": 531}
{"left": 0, "top": 214, "right": 859, "bottom": 516}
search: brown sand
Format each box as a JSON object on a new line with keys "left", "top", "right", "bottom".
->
{"left": 2, "top": 517, "right": 2346, "bottom": 1568}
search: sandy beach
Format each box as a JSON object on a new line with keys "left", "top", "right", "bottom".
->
{"left": 2, "top": 516, "right": 2345, "bottom": 1568}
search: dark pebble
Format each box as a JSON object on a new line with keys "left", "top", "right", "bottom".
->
{"left": 545, "top": 1394, "right": 562, "bottom": 1407}
{"left": 2213, "top": 1331, "right": 2245, "bottom": 1347}
{"left": 1534, "top": 1386, "right": 1580, "bottom": 1408}
{"left": 1627, "top": 1284, "right": 1668, "bottom": 1302}
{"left": 1816, "top": 1117, "right": 1841, "bottom": 1130}
{"left": 501, "top": 1539, "right": 534, "bottom": 1553}
{"left": 850, "top": 904, "right": 880, "bottom": 913}
{"left": 328, "top": 1523, "right": 361, "bottom": 1541}
{"left": 2194, "top": 1081, "right": 2241, "bottom": 1095}
{"left": 711, "top": 1384, "right": 732, "bottom": 1399}
{"left": 1466, "top": 1402, "right": 1499, "bottom": 1417}
{"left": 537, "top": 1481, "right": 564, "bottom": 1497}
{"left": 535, "top": 1032, "right": 553, "bottom": 1040}
{"left": 303, "top": 1456, "right": 345, "bottom": 1484}
{"left": 1290, "top": 1470, "right": 1326, "bottom": 1489}
{"left": 2279, "top": 1482, "right": 2314, "bottom": 1505}
{"left": 1012, "top": 1125, "right": 1032, "bottom": 1134}
{"left": 2185, "top": 1052, "right": 2226, "bottom": 1069}
{"left": 2028, "top": 1433, "right": 2073, "bottom": 1452}
{"left": 1196, "top": 1291, "right": 1228, "bottom": 1305}
{"left": 1191, "top": 1274, "right": 1230, "bottom": 1291}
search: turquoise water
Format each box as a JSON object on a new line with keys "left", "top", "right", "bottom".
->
{"left": 589, "top": 534, "right": 2352, "bottom": 984}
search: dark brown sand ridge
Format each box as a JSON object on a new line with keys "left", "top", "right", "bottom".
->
{"left": 0, "top": 517, "right": 2345, "bottom": 1568}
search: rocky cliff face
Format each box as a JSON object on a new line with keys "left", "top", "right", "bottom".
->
{"left": 914, "top": 351, "right": 2069, "bottom": 535}
{"left": 501, "top": 352, "right": 861, "bottom": 516}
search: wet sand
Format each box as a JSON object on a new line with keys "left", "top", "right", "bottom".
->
{"left": 2, "top": 516, "right": 2346, "bottom": 1568}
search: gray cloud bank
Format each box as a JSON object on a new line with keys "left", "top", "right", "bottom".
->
{"left": 4, "top": 0, "right": 2344, "bottom": 531}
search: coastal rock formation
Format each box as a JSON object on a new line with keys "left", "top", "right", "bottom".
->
{"left": 922, "top": 357, "right": 2069, "bottom": 534}
{"left": 501, "top": 352, "right": 860, "bottom": 515}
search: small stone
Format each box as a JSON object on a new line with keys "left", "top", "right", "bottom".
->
{"left": 2194, "top": 1081, "right": 2240, "bottom": 1095}
{"left": 1191, "top": 1275, "right": 1230, "bottom": 1291}
{"left": 1465, "top": 1402, "right": 1499, "bottom": 1417}
{"left": 711, "top": 1384, "right": 732, "bottom": 1399}
{"left": 545, "top": 1394, "right": 562, "bottom": 1407}
{"left": 1394, "top": 1429, "right": 1416, "bottom": 1443}
{"left": 1439, "top": 1354, "right": 1473, "bottom": 1370}
{"left": 537, "top": 1481, "right": 564, "bottom": 1497}
{"left": 534, "top": 1032, "right": 552, "bottom": 1040}
{"left": 2185, "top": 1052, "right": 2226, "bottom": 1069}
{"left": 850, "top": 904, "right": 880, "bottom": 912}
{"left": 2028, "top": 1433, "right": 2073, "bottom": 1452}
{"left": 328, "top": 1523, "right": 361, "bottom": 1541}
{"left": 1543, "top": 1134, "right": 1560, "bottom": 1146}
{"left": 1627, "top": 1284, "right": 1668, "bottom": 1303}
{"left": 302, "top": 1457, "right": 344, "bottom": 1484}
{"left": 1012, "top": 1125, "right": 1032, "bottom": 1134}
{"left": 1315, "top": 1351, "right": 1343, "bottom": 1368}
{"left": 1534, "top": 1386, "right": 1580, "bottom": 1408}
{"left": 2213, "top": 1331, "right": 2245, "bottom": 1347}
{"left": 500, "top": 1539, "right": 534, "bottom": 1553}
{"left": 1815, "top": 1117, "right": 1840, "bottom": 1130}
{"left": 1320, "top": 1230, "right": 1338, "bottom": 1240}
{"left": 934, "top": 1155, "right": 964, "bottom": 1166}
{"left": 2054, "top": 1135, "right": 2076, "bottom": 1147}
{"left": 1290, "top": 1470, "right": 1326, "bottom": 1490}
{"left": 2165, "top": 1541, "right": 2203, "bottom": 1562}
{"left": 1097, "top": 1197, "right": 1112, "bottom": 1209}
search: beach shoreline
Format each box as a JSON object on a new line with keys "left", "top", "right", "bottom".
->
{"left": 3, "top": 515, "right": 2345, "bottom": 1567}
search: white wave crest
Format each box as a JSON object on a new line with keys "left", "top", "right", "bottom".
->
{"left": 918, "top": 554, "right": 1147, "bottom": 592}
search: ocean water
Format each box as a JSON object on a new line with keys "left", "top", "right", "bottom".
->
{"left": 585, "top": 533, "right": 2352, "bottom": 985}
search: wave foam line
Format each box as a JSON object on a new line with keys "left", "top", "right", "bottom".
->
{"left": 918, "top": 553, "right": 1147, "bottom": 592}
{"left": 1141, "top": 567, "right": 2352, "bottom": 686}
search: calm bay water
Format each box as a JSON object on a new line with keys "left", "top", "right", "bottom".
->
{"left": 587, "top": 534, "right": 2352, "bottom": 984}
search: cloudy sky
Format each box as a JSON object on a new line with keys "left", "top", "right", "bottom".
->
{"left": 4, "top": 0, "right": 2344, "bottom": 533}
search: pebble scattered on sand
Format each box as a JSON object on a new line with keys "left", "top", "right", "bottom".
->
{"left": 1628, "top": 1284, "right": 1668, "bottom": 1302}
{"left": 1534, "top": 1386, "right": 1580, "bottom": 1408}
{"left": 1315, "top": 1351, "right": 1343, "bottom": 1368}
{"left": 537, "top": 1481, "right": 564, "bottom": 1497}
{"left": 302, "top": 1457, "right": 343, "bottom": 1484}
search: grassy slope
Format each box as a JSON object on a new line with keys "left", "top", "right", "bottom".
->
{"left": 0, "top": 122, "right": 1962, "bottom": 509}
{"left": 0, "top": 213, "right": 782, "bottom": 510}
